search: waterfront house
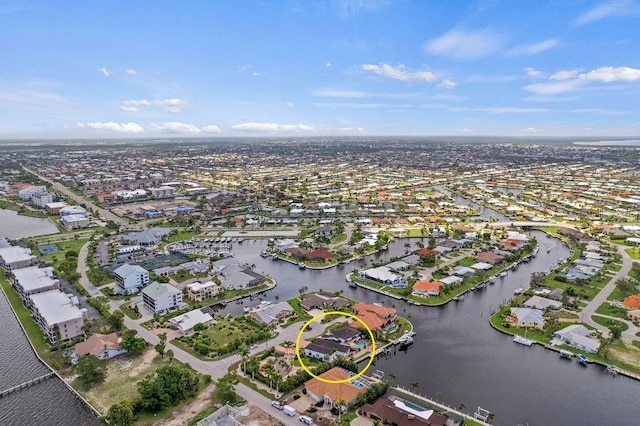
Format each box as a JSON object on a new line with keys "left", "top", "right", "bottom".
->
{"left": 385, "top": 260, "right": 411, "bottom": 272}
{"left": 510, "top": 307, "right": 545, "bottom": 329}
{"left": 219, "top": 264, "right": 264, "bottom": 290}
{"left": 299, "top": 293, "right": 349, "bottom": 311}
{"left": 358, "top": 266, "right": 407, "bottom": 288}
{"left": 476, "top": 252, "right": 504, "bottom": 265}
{"left": 307, "top": 248, "right": 334, "bottom": 262}
{"left": 186, "top": 280, "right": 221, "bottom": 302}
{"left": 524, "top": 295, "right": 563, "bottom": 310}
{"left": 0, "top": 245, "right": 37, "bottom": 272}
{"left": 114, "top": 263, "right": 150, "bottom": 293}
{"left": 249, "top": 301, "right": 294, "bottom": 324}
{"left": 553, "top": 324, "right": 600, "bottom": 354}
{"left": 169, "top": 309, "right": 215, "bottom": 334}
{"left": 303, "top": 338, "right": 352, "bottom": 362}
{"left": 304, "top": 367, "right": 368, "bottom": 409}
{"left": 470, "top": 262, "right": 493, "bottom": 271}
{"left": 29, "top": 290, "right": 86, "bottom": 344}
{"left": 412, "top": 280, "right": 443, "bottom": 297}
{"left": 439, "top": 275, "right": 463, "bottom": 285}
{"left": 72, "top": 332, "right": 126, "bottom": 364}
{"left": 324, "top": 326, "right": 362, "bottom": 344}
{"left": 141, "top": 281, "right": 183, "bottom": 313}
{"left": 452, "top": 266, "right": 475, "bottom": 278}
{"left": 350, "top": 302, "right": 397, "bottom": 331}
{"left": 362, "top": 397, "right": 450, "bottom": 426}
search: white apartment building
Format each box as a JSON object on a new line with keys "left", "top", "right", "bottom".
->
{"left": 18, "top": 185, "right": 47, "bottom": 201}
{"left": 185, "top": 280, "right": 220, "bottom": 302}
{"left": 29, "top": 290, "right": 86, "bottom": 344}
{"left": 149, "top": 186, "right": 176, "bottom": 198}
{"left": 11, "top": 266, "right": 60, "bottom": 299}
{"left": 141, "top": 282, "right": 183, "bottom": 313}
{"left": 31, "top": 192, "right": 54, "bottom": 208}
{"left": 114, "top": 263, "right": 150, "bottom": 293}
{"left": 0, "top": 246, "right": 37, "bottom": 272}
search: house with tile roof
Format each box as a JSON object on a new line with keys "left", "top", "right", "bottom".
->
{"left": 304, "top": 367, "right": 369, "bottom": 409}
{"left": 412, "top": 280, "right": 443, "bottom": 297}
{"left": 350, "top": 302, "right": 397, "bottom": 331}
{"left": 72, "top": 332, "right": 126, "bottom": 364}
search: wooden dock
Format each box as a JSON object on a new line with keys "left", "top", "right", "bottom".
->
{"left": 0, "top": 372, "right": 56, "bottom": 399}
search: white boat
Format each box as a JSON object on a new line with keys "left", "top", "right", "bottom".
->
{"left": 513, "top": 287, "right": 525, "bottom": 295}
{"left": 257, "top": 300, "right": 272, "bottom": 308}
{"left": 559, "top": 350, "right": 574, "bottom": 359}
{"left": 513, "top": 335, "right": 533, "bottom": 346}
{"left": 260, "top": 251, "right": 269, "bottom": 258}
{"left": 398, "top": 334, "right": 414, "bottom": 345}
{"left": 533, "top": 247, "right": 539, "bottom": 256}
{"left": 607, "top": 365, "right": 619, "bottom": 375}
{"left": 237, "top": 238, "right": 244, "bottom": 243}
{"left": 243, "top": 307, "right": 251, "bottom": 313}
{"left": 499, "top": 271, "right": 507, "bottom": 278}
{"left": 547, "top": 247, "right": 551, "bottom": 253}
{"left": 298, "top": 262, "right": 306, "bottom": 269}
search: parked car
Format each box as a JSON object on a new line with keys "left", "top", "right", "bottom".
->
{"left": 271, "top": 401, "right": 283, "bottom": 410}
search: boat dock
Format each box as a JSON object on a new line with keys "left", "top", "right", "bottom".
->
{"left": 0, "top": 372, "right": 56, "bottom": 399}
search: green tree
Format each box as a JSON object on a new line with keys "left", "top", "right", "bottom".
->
{"left": 106, "top": 400, "right": 134, "bottom": 426}
{"left": 121, "top": 329, "right": 147, "bottom": 355}
{"left": 77, "top": 354, "right": 107, "bottom": 385}
{"left": 107, "top": 310, "right": 125, "bottom": 332}
{"left": 137, "top": 364, "right": 199, "bottom": 412}
{"left": 155, "top": 332, "right": 167, "bottom": 358}
{"left": 410, "top": 381, "right": 419, "bottom": 392}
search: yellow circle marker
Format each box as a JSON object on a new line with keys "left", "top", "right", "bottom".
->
{"left": 295, "top": 311, "right": 376, "bottom": 384}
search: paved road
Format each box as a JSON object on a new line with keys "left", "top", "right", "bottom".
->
{"left": 235, "top": 382, "right": 299, "bottom": 426}
{"left": 581, "top": 242, "right": 640, "bottom": 342}
{"left": 22, "top": 165, "right": 132, "bottom": 228}
{"left": 77, "top": 241, "right": 102, "bottom": 298}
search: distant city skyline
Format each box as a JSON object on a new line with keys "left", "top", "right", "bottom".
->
{"left": 1, "top": 0, "right": 639, "bottom": 139}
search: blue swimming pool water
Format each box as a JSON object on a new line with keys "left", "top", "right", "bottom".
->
{"left": 357, "top": 341, "right": 366, "bottom": 349}
{"left": 403, "top": 401, "right": 426, "bottom": 411}
{"left": 387, "top": 325, "right": 396, "bottom": 333}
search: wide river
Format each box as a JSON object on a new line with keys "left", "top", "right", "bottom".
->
{"left": 2, "top": 197, "right": 639, "bottom": 425}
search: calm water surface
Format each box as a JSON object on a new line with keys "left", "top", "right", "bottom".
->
{"left": 0, "top": 209, "right": 60, "bottom": 239}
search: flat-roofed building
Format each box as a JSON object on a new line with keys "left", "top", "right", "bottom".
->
{"left": 31, "top": 192, "right": 54, "bottom": 208}
{"left": 60, "top": 214, "right": 90, "bottom": 230}
{"left": 11, "top": 266, "right": 60, "bottom": 299}
{"left": 18, "top": 185, "right": 46, "bottom": 201}
{"left": 149, "top": 186, "right": 176, "bottom": 198}
{"left": 0, "top": 246, "right": 37, "bottom": 272}
{"left": 141, "top": 282, "right": 183, "bottom": 313}
{"left": 186, "top": 281, "right": 221, "bottom": 302}
{"left": 114, "top": 263, "right": 149, "bottom": 293}
{"left": 29, "top": 290, "right": 85, "bottom": 343}
{"left": 45, "top": 201, "right": 68, "bottom": 214}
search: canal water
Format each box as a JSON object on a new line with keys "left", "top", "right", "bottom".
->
{"left": 0, "top": 289, "right": 100, "bottom": 425}
{"left": 0, "top": 208, "right": 60, "bottom": 239}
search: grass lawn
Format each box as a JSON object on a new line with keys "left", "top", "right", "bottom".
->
{"left": 591, "top": 315, "right": 629, "bottom": 331}
{"left": 165, "top": 230, "right": 199, "bottom": 244}
{"left": 35, "top": 238, "right": 90, "bottom": 260}
{"left": 203, "top": 316, "right": 267, "bottom": 347}
{"left": 75, "top": 350, "right": 165, "bottom": 415}
{"left": 330, "top": 233, "right": 347, "bottom": 244}
{"left": 595, "top": 302, "right": 629, "bottom": 320}
{"left": 284, "top": 297, "right": 312, "bottom": 326}
{"left": 625, "top": 248, "right": 640, "bottom": 260}
{"left": 0, "top": 271, "right": 59, "bottom": 365}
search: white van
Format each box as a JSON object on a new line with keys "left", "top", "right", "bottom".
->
{"left": 299, "top": 415, "right": 313, "bottom": 425}
{"left": 283, "top": 405, "right": 296, "bottom": 416}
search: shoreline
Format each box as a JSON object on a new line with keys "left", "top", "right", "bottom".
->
{"left": 0, "top": 283, "right": 102, "bottom": 419}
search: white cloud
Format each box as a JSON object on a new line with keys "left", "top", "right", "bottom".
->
{"left": 335, "top": 0, "right": 392, "bottom": 17}
{"left": 361, "top": 63, "right": 437, "bottom": 82}
{"left": 575, "top": 0, "right": 640, "bottom": 25}
{"left": 338, "top": 127, "right": 365, "bottom": 133}
{"left": 326, "top": 62, "right": 333, "bottom": 67}
{"left": 99, "top": 67, "right": 110, "bottom": 77}
{"left": 524, "top": 67, "right": 546, "bottom": 78}
{"left": 578, "top": 66, "right": 640, "bottom": 82}
{"left": 438, "top": 79, "right": 457, "bottom": 89}
{"left": 282, "top": 102, "right": 295, "bottom": 108}
{"left": 424, "top": 28, "right": 506, "bottom": 60}
{"left": 230, "top": 122, "right": 314, "bottom": 132}
{"left": 251, "top": 71, "right": 262, "bottom": 77}
{"left": 119, "top": 106, "right": 139, "bottom": 113}
{"left": 524, "top": 79, "right": 584, "bottom": 95}
{"left": 550, "top": 70, "right": 579, "bottom": 80}
{"left": 150, "top": 121, "right": 201, "bottom": 134}
{"left": 0, "top": 86, "right": 73, "bottom": 110}
{"left": 125, "top": 68, "right": 137, "bottom": 75}
{"left": 508, "top": 38, "right": 558, "bottom": 56}
{"left": 202, "top": 124, "right": 222, "bottom": 133}
{"left": 312, "top": 102, "right": 412, "bottom": 109}
{"left": 83, "top": 122, "right": 143, "bottom": 133}
{"left": 521, "top": 127, "right": 544, "bottom": 133}
{"left": 154, "top": 98, "right": 189, "bottom": 113}
{"left": 122, "top": 99, "right": 150, "bottom": 106}
{"left": 312, "top": 88, "right": 367, "bottom": 98}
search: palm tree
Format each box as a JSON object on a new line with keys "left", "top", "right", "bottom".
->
{"left": 410, "top": 381, "right": 419, "bottom": 392}
{"left": 240, "top": 346, "right": 249, "bottom": 372}
{"left": 387, "top": 372, "right": 397, "bottom": 385}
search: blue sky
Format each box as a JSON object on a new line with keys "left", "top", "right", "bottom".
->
{"left": 1, "top": 0, "right": 639, "bottom": 138}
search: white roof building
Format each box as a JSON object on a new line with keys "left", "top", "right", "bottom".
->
{"left": 29, "top": 290, "right": 85, "bottom": 343}
{"left": 553, "top": 324, "right": 600, "bottom": 354}
{"left": 169, "top": 309, "right": 215, "bottom": 334}
{"left": 359, "top": 266, "right": 407, "bottom": 288}
{"left": 11, "top": 266, "right": 59, "bottom": 297}
{"left": 524, "top": 295, "right": 563, "bottom": 310}
{"left": 511, "top": 307, "right": 545, "bottom": 329}
{"left": 0, "top": 246, "right": 37, "bottom": 272}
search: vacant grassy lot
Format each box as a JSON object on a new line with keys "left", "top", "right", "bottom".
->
{"left": 78, "top": 349, "right": 164, "bottom": 414}
{"left": 203, "top": 316, "right": 267, "bottom": 347}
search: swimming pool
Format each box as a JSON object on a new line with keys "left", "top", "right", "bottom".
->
{"left": 403, "top": 401, "right": 426, "bottom": 412}
{"left": 387, "top": 325, "right": 396, "bottom": 333}
{"left": 357, "top": 341, "right": 366, "bottom": 349}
